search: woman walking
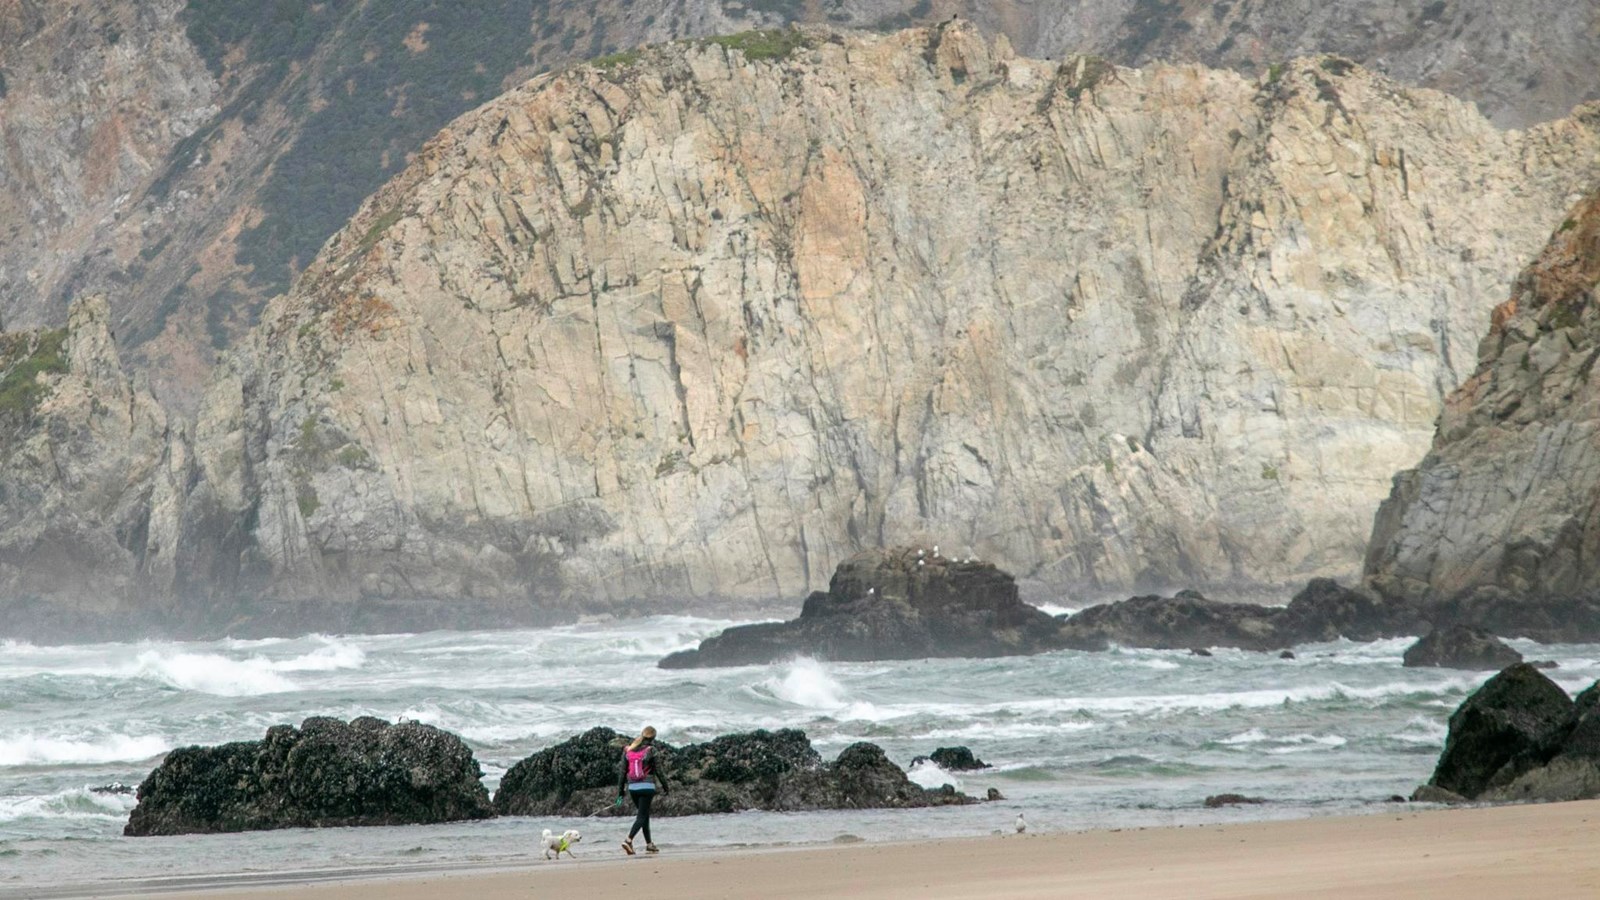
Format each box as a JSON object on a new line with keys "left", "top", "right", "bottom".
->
{"left": 618, "top": 726, "right": 669, "bottom": 854}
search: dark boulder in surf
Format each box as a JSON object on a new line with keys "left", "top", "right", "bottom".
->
{"left": 912, "top": 746, "right": 990, "bottom": 771}
{"left": 1402, "top": 625, "right": 1523, "bottom": 670}
{"left": 1479, "top": 678, "right": 1600, "bottom": 802}
{"left": 659, "top": 548, "right": 1067, "bottom": 667}
{"left": 1423, "top": 664, "right": 1574, "bottom": 799}
{"left": 124, "top": 717, "right": 492, "bottom": 836}
{"left": 493, "top": 727, "right": 971, "bottom": 817}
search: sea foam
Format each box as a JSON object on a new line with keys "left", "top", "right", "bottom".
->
{"left": 0, "top": 733, "right": 169, "bottom": 767}
{"left": 755, "top": 658, "right": 881, "bottom": 721}
{"left": 0, "top": 787, "right": 136, "bottom": 824}
{"left": 134, "top": 651, "right": 298, "bottom": 695}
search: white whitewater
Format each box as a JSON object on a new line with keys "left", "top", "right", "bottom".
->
{"left": 1, "top": 619, "right": 1596, "bottom": 895}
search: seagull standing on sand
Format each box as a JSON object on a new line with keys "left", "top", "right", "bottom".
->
{"left": 1014, "top": 813, "right": 1026, "bottom": 834}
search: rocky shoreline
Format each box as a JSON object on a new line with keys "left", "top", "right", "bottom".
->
{"left": 124, "top": 720, "right": 983, "bottom": 837}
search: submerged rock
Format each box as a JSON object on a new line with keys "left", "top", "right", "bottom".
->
{"left": 1402, "top": 625, "right": 1524, "bottom": 670}
{"left": 659, "top": 548, "right": 1066, "bottom": 667}
{"left": 492, "top": 727, "right": 970, "bottom": 817}
{"left": 124, "top": 717, "right": 492, "bottom": 836}
{"left": 1204, "top": 793, "right": 1266, "bottom": 808}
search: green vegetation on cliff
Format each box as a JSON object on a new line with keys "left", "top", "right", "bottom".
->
{"left": 0, "top": 328, "right": 68, "bottom": 435}
{"left": 703, "top": 28, "right": 808, "bottom": 61}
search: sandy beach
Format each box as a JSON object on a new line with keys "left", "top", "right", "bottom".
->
{"left": 125, "top": 800, "right": 1600, "bottom": 900}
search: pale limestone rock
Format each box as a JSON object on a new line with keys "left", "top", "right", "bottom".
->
{"left": 168, "top": 25, "right": 1600, "bottom": 622}
{"left": 0, "top": 295, "right": 181, "bottom": 635}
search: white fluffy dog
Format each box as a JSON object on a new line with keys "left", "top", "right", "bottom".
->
{"left": 541, "top": 828, "right": 582, "bottom": 859}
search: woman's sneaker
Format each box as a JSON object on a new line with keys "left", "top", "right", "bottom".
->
{"left": 645, "top": 842, "right": 659, "bottom": 853}
{"left": 620, "top": 839, "right": 635, "bottom": 855}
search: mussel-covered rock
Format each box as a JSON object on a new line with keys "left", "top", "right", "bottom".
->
{"left": 660, "top": 548, "right": 1066, "bottom": 667}
{"left": 493, "top": 727, "right": 970, "bottom": 816}
{"left": 124, "top": 717, "right": 492, "bottom": 836}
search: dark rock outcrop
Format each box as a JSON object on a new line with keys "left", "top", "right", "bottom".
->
{"left": 124, "top": 717, "right": 492, "bottom": 836}
{"left": 1423, "top": 586, "right": 1600, "bottom": 645}
{"left": 1055, "top": 578, "right": 1424, "bottom": 653}
{"left": 1424, "top": 664, "right": 1574, "bottom": 799}
{"left": 1279, "top": 578, "right": 1415, "bottom": 643}
{"left": 1480, "top": 679, "right": 1600, "bottom": 803}
{"left": 659, "top": 549, "right": 1067, "bottom": 667}
{"left": 1057, "top": 590, "right": 1285, "bottom": 652}
{"left": 492, "top": 727, "right": 970, "bottom": 817}
{"left": 1419, "top": 663, "right": 1600, "bottom": 804}
{"left": 1402, "top": 625, "right": 1524, "bottom": 670}
{"left": 911, "top": 746, "right": 990, "bottom": 771}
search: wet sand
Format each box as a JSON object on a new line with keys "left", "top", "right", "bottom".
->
{"left": 131, "top": 799, "right": 1600, "bottom": 899}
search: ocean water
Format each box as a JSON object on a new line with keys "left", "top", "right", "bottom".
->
{"left": 3, "top": 614, "right": 1598, "bottom": 897}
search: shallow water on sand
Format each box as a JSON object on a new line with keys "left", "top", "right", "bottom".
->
{"left": 3, "top": 616, "right": 1595, "bottom": 895}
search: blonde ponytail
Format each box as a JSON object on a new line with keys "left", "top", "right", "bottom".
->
{"left": 627, "top": 725, "right": 657, "bottom": 751}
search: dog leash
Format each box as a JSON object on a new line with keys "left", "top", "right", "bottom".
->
{"left": 587, "top": 795, "right": 626, "bottom": 817}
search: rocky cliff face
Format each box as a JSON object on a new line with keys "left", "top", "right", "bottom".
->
{"left": 3, "top": 2, "right": 1595, "bottom": 413}
{"left": 0, "top": 295, "right": 185, "bottom": 638}
{"left": 144, "top": 24, "right": 1598, "bottom": 629}
{"left": 0, "top": 1, "right": 957, "bottom": 408}
{"left": 6, "top": 24, "right": 1600, "bottom": 637}
{"left": 1365, "top": 185, "right": 1600, "bottom": 611}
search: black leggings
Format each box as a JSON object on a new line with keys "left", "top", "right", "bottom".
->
{"left": 627, "top": 789, "right": 655, "bottom": 843}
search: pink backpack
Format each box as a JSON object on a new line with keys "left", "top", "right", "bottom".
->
{"left": 626, "top": 747, "right": 651, "bottom": 781}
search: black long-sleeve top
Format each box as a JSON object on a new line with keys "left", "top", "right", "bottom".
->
{"left": 617, "top": 742, "right": 670, "bottom": 793}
